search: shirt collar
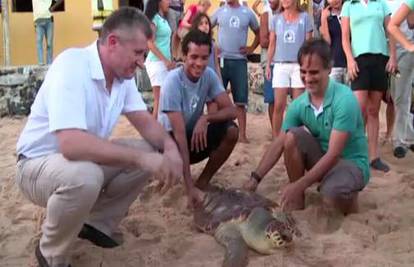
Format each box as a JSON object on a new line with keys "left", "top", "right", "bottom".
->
{"left": 304, "top": 78, "right": 335, "bottom": 109}
{"left": 87, "top": 41, "right": 105, "bottom": 81}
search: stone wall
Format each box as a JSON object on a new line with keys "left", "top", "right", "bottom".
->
{"left": 0, "top": 65, "right": 48, "bottom": 117}
{"left": 0, "top": 63, "right": 266, "bottom": 117}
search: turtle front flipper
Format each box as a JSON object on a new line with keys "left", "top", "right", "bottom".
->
{"left": 214, "top": 223, "right": 249, "bottom": 267}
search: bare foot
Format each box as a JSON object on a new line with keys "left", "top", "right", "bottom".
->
{"left": 239, "top": 136, "right": 250, "bottom": 143}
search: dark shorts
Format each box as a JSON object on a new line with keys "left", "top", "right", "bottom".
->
{"left": 221, "top": 59, "right": 248, "bottom": 105}
{"left": 351, "top": 53, "right": 389, "bottom": 91}
{"left": 288, "top": 127, "right": 365, "bottom": 200}
{"left": 263, "top": 65, "right": 275, "bottom": 104}
{"left": 172, "top": 121, "right": 238, "bottom": 164}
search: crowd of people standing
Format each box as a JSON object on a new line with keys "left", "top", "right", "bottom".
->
{"left": 15, "top": 1, "right": 414, "bottom": 266}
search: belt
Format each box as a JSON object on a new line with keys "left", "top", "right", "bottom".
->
{"left": 17, "top": 154, "right": 27, "bottom": 162}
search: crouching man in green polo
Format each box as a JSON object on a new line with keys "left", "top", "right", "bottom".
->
{"left": 243, "top": 38, "right": 370, "bottom": 215}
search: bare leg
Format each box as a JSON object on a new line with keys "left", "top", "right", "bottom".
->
{"left": 268, "top": 103, "right": 274, "bottom": 130}
{"left": 195, "top": 126, "right": 239, "bottom": 189}
{"left": 353, "top": 90, "right": 369, "bottom": 123}
{"left": 237, "top": 105, "right": 249, "bottom": 143}
{"left": 367, "top": 91, "right": 384, "bottom": 160}
{"left": 385, "top": 100, "right": 395, "bottom": 140}
{"left": 282, "top": 132, "right": 306, "bottom": 210}
{"left": 272, "top": 88, "right": 289, "bottom": 137}
{"left": 291, "top": 88, "right": 305, "bottom": 100}
{"left": 152, "top": 86, "right": 160, "bottom": 119}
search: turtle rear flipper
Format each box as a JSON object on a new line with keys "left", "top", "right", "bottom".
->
{"left": 214, "top": 223, "right": 248, "bottom": 267}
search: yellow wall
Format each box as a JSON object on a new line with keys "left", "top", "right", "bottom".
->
{"left": 0, "top": 0, "right": 121, "bottom": 66}
{"left": 0, "top": 0, "right": 265, "bottom": 66}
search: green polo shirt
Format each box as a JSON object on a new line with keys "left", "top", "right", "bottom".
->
{"left": 147, "top": 14, "right": 172, "bottom": 62}
{"left": 341, "top": 0, "right": 391, "bottom": 58}
{"left": 405, "top": 0, "right": 414, "bottom": 9}
{"left": 282, "top": 79, "right": 370, "bottom": 184}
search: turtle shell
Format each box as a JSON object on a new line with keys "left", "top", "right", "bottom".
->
{"left": 193, "top": 187, "right": 278, "bottom": 234}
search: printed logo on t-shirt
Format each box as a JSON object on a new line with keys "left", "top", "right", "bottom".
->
{"left": 229, "top": 16, "right": 240, "bottom": 28}
{"left": 283, "top": 30, "right": 295, "bottom": 43}
{"left": 190, "top": 95, "right": 200, "bottom": 113}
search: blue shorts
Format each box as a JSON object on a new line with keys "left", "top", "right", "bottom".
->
{"left": 263, "top": 64, "right": 274, "bottom": 104}
{"left": 221, "top": 59, "right": 248, "bottom": 105}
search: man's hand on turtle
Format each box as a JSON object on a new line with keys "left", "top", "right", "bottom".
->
{"left": 242, "top": 177, "right": 258, "bottom": 192}
{"left": 280, "top": 181, "right": 305, "bottom": 211}
{"left": 187, "top": 186, "right": 205, "bottom": 209}
{"left": 140, "top": 152, "right": 181, "bottom": 194}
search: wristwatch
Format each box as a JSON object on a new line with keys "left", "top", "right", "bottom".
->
{"left": 250, "top": 171, "right": 262, "bottom": 184}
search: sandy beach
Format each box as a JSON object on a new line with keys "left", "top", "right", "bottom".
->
{"left": 0, "top": 112, "right": 413, "bottom": 267}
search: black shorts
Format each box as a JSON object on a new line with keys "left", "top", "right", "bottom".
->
{"left": 171, "top": 121, "right": 238, "bottom": 164}
{"left": 351, "top": 53, "right": 389, "bottom": 91}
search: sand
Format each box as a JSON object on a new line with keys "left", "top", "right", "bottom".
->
{"left": 0, "top": 113, "right": 413, "bottom": 267}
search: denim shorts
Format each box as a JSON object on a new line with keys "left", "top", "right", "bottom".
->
{"left": 263, "top": 65, "right": 275, "bottom": 104}
{"left": 221, "top": 58, "right": 248, "bottom": 105}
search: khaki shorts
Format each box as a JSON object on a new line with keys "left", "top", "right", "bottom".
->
{"left": 288, "top": 127, "right": 365, "bottom": 200}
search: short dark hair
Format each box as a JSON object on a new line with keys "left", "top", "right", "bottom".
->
{"left": 144, "top": 0, "right": 162, "bottom": 21}
{"left": 181, "top": 30, "right": 212, "bottom": 56}
{"left": 190, "top": 13, "right": 212, "bottom": 37}
{"left": 100, "top": 7, "right": 152, "bottom": 43}
{"left": 297, "top": 38, "right": 332, "bottom": 69}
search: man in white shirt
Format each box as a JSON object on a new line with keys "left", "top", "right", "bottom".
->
{"left": 16, "top": 8, "right": 183, "bottom": 267}
{"left": 32, "top": 0, "right": 63, "bottom": 64}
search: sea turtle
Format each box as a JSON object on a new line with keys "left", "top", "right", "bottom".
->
{"left": 194, "top": 187, "right": 301, "bottom": 267}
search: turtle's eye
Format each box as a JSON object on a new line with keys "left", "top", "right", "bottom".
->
{"left": 266, "top": 233, "right": 271, "bottom": 239}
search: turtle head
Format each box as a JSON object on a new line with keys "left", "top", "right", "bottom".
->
{"left": 265, "top": 213, "right": 301, "bottom": 248}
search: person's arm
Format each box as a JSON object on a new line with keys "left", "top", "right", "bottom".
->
{"left": 49, "top": 0, "right": 64, "bottom": 12}
{"left": 242, "top": 132, "right": 286, "bottom": 191}
{"left": 388, "top": 4, "right": 414, "bottom": 51}
{"left": 265, "top": 31, "right": 276, "bottom": 80}
{"left": 191, "top": 92, "right": 237, "bottom": 152}
{"left": 241, "top": 28, "right": 260, "bottom": 54}
{"left": 384, "top": 15, "right": 398, "bottom": 74}
{"left": 166, "top": 112, "right": 196, "bottom": 192}
{"left": 125, "top": 110, "right": 177, "bottom": 152}
{"left": 252, "top": 0, "right": 262, "bottom": 17}
{"left": 320, "top": 7, "right": 331, "bottom": 45}
{"left": 148, "top": 23, "right": 175, "bottom": 69}
{"left": 241, "top": 11, "right": 261, "bottom": 54}
{"left": 341, "top": 16, "right": 359, "bottom": 81}
{"left": 214, "top": 43, "right": 223, "bottom": 81}
{"left": 202, "top": 92, "right": 237, "bottom": 123}
{"left": 56, "top": 129, "right": 162, "bottom": 170}
{"left": 243, "top": 100, "right": 302, "bottom": 191}
{"left": 260, "top": 12, "right": 270, "bottom": 48}
{"left": 180, "top": 7, "right": 193, "bottom": 29}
